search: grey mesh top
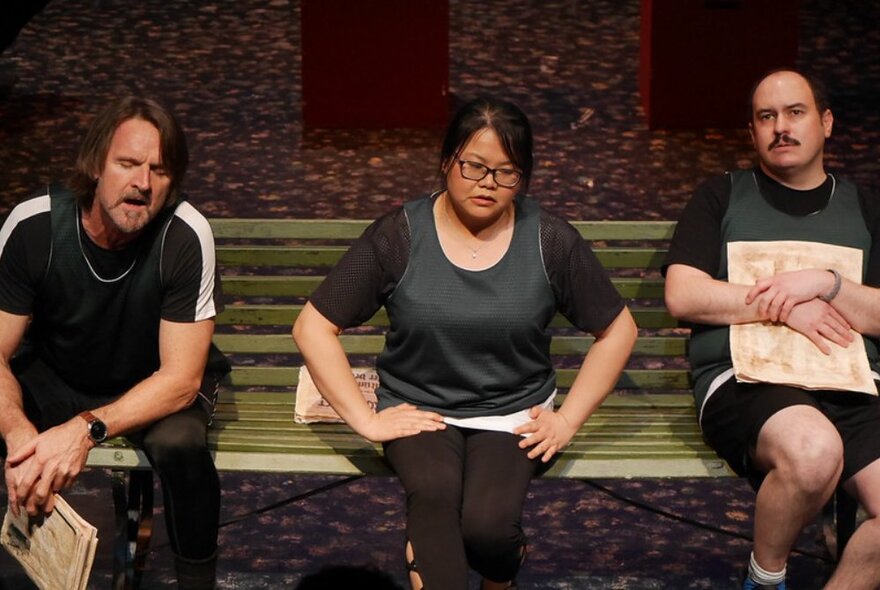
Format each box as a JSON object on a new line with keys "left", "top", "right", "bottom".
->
{"left": 309, "top": 193, "right": 625, "bottom": 417}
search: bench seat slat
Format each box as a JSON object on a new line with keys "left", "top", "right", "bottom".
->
{"left": 214, "top": 391, "right": 697, "bottom": 407}
{"left": 205, "top": 435, "right": 713, "bottom": 456}
{"left": 225, "top": 367, "right": 691, "bottom": 389}
{"left": 211, "top": 413, "right": 699, "bottom": 426}
{"left": 210, "top": 411, "right": 701, "bottom": 426}
{"left": 88, "top": 447, "right": 727, "bottom": 478}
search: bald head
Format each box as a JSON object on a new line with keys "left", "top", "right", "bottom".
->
{"left": 748, "top": 68, "right": 828, "bottom": 121}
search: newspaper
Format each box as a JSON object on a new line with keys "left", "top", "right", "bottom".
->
{"left": 294, "top": 365, "right": 379, "bottom": 423}
{"left": 728, "top": 240, "right": 877, "bottom": 395}
{"left": 1, "top": 494, "right": 98, "bottom": 590}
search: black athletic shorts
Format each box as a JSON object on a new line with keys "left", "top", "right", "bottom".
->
{"left": 700, "top": 378, "right": 880, "bottom": 488}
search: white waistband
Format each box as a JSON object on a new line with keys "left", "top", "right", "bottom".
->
{"left": 443, "top": 391, "right": 556, "bottom": 435}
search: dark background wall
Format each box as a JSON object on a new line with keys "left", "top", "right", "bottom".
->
{"left": 0, "top": 0, "right": 877, "bottom": 222}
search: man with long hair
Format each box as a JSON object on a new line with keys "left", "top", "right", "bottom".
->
{"left": 0, "top": 96, "right": 229, "bottom": 589}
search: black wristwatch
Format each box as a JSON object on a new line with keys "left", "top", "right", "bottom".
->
{"left": 79, "top": 410, "right": 108, "bottom": 444}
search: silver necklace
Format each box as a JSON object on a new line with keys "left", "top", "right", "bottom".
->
{"left": 750, "top": 171, "right": 837, "bottom": 217}
{"left": 441, "top": 197, "right": 509, "bottom": 259}
{"left": 77, "top": 212, "right": 137, "bottom": 283}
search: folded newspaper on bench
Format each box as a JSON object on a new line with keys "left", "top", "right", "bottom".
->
{"left": 1, "top": 494, "right": 98, "bottom": 590}
{"left": 295, "top": 365, "right": 379, "bottom": 423}
{"left": 728, "top": 240, "right": 877, "bottom": 395}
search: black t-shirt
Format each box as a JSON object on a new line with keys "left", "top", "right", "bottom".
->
{"left": 0, "top": 191, "right": 222, "bottom": 320}
{"left": 0, "top": 188, "right": 227, "bottom": 393}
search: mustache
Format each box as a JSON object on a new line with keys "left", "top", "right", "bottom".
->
{"left": 117, "top": 190, "right": 151, "bottom": 206}
{"left": 768, "top": 133, "right": 800, "bottom": 150}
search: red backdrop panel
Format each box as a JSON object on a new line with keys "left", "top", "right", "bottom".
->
{"left": 640, "top": 0, "right": 799, "bottom": 129}
{"left": 301, "top": 0, "right": 449, "bottom": 129}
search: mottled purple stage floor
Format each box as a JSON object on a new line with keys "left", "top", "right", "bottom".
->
{"left": 0, "top": 470, "right": 836, "bottom": 589}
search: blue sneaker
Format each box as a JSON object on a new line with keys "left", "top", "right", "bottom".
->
{"left": 742, "top": 576, "right": 786, "bottom": 590}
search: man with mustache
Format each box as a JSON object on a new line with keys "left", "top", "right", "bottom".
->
{"left": 0, "top": 96, "right": 229, "bottom": 589}
{"left": 664, "top": 68, "right": 880, "bottom": 589}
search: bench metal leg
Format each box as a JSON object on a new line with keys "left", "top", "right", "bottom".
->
{"left": 822, "top": 488, "right": 858, "bottom": 561}
{"left": 112, "top": 469, "right": 154, "bottom": 590}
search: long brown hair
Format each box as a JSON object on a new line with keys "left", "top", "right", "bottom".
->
{"left": 69, "top": 96, "right": 189, "bottom": 208}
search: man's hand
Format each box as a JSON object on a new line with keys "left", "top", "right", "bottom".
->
{"left": 514, "top": 406, "right": 578, "bottom": 463}
{"left": 745, "top": 269, "right": 836, "bottom": 322}
{"left": 359, "top": 403, "right": 446, "bottom": 443}
{"left": 784, "top": 298, "right": 854, "bottom": 355}
{"left": 3, "top": 426, "right": 39, "bottom": 517}
{"left": 5, "top": 417, "right": 93, "bottom": 516}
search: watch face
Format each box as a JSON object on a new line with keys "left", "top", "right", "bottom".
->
{"left": 89, "top": 420, "right": 108, "bottom": 442}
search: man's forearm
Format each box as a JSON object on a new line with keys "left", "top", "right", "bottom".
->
{"left": 0, "top": 312, "right": 37, "bottom": 447}
{"left": 665, "top": 265, "right": 764, "bottom": 326}
{"left": 0, "top": 363, "right": 38, "bottom": 447}
{"left": 89, "top": 319, "right": 215, "bottom": 439}
{"left": 87, "top": 370, "right": 203, "bottom": 439}
{"left": 831, "top": 280, "right": 880, "bottom": 337}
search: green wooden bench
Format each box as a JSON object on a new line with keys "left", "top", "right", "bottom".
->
{"left": 82, "top": 218, "right": 851, "bottom": 588}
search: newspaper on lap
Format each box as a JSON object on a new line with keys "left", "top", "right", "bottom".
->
{"left": 1, "top": 494, "right": 98, "bottom": 590}
{"left": 728, "top": 240, "right": 877, "bottom": 395}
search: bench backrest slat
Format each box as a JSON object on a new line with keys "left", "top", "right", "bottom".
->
{"left": 213, "top": 333, "right": 686, "bottom": 356}
{"left": 216, "top": 305, "right": 679, "bottom": 328}
{"left": 220, "top": 276, "right": 667, "bottom": 299}
{"left": 216, "top": 246, "right": 669, "bottom": 270}
{"left": 210, "top": 219, "right": 676, "bottom": 242}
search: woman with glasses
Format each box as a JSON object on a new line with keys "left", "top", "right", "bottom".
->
{"left": 293, "top": 97, "right": 636, "bottom": 589}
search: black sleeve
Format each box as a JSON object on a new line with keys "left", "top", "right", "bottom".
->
{"left": 309, "top": 207, "right": 410, "bottom": 329}
{"left": 860, "top": 189, "right": 880, "bottom": 288}
{"left": 0, "top": 197, "right": 52, "bottom": 316}
{"left": 540, "top": 211, "right": 625, "bottom": 334}
{"left": 160, "top": 203, "right": 224, "bottom": 322}
{"left": 662, "top": 174, "right": 731, "bottom": 277}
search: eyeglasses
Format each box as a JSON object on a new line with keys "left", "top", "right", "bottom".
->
{"left": 457, "top": 160, "right": 522, "bottom": 188}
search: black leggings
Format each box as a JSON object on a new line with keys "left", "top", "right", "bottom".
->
{"left": 13, "top": 357, "right": 221, "bottom": 560}
{"left": 384, "top": 426, "right": 538, "bottom": 589}
{"left": 124, "top": 403, "right": 220, "bottom": 559}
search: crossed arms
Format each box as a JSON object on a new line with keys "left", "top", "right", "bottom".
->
{"left": 665, "top": 264, "right": 880, "bottom": 353}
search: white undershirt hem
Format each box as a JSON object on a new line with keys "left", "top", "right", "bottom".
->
{"left": 443, "top": 391, "right": 556, "bottom": 436}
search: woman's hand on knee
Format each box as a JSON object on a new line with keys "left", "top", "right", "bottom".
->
{"left": 514, "top": 407, "right": 577, "bottom": 462}
{"left": 361, "top": 403, "right": 446, "bottom": 443}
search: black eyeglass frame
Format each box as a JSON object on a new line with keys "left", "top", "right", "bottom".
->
{"left": 456, "top": 159, "right": 523, "bottom": 188}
